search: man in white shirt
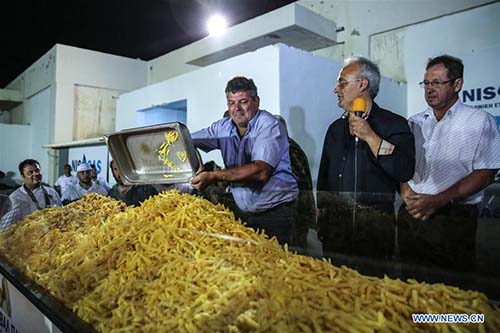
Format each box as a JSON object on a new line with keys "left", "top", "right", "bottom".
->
{"left": 0, "top": 159, "right": 61, "bottom": 231}
{"left": 61, "top": 163, "right": 108, "bottom": 204}
{"left": 399, "top": 54, "right": 500, "bottom": 271}
{"left": 54, "top": 164, "right": 77, "bottom": 195}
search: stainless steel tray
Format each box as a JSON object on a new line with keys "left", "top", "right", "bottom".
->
{"left": 105, "top": 122, "right": 200, "bottom": 185}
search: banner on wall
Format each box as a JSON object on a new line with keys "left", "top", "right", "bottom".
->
{"left": 67, "top": 145, "right": 110, "bottom": 180}
{"left": 460, "top": 47, "right": 500, "bottom": 128}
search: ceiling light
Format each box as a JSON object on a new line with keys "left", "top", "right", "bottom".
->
{"left": 207, "top": 14, "right": 228, "bottom": 36}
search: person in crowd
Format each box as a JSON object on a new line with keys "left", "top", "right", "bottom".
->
{"left": 54, "top": 164, "right": 77, "bottom": 195}
{"left": 90, "top": 164, "right": 111, "bottom": 192}
{"left": 0, "top": 170, "right": 11, "bottom": 190}
{"left": 61, "top": 163, "right": 108, "bottom": 204}
{"left": 317, "top": 56, "right": 415, "bottom": 259}
{"left": 190, "top": 76, "right": 298, "bottom": 245}
{"left": 275, "top": 115, "right": 315, "bottom": 249}
{"left": 108, "top": 160, "right": 158, "bottom": 206}
{"left": 0, "top": 170, "right": 15, "bottom": 190}
{"left": 0, "top": 159, "right": 61, "bottom": 231}
{"left": 199, "top": 160, "right": 230, "bottom": 205}
{"left": 399, "top": 54, "right": 500, "bottom": 271}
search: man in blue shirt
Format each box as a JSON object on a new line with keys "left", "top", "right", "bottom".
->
{"left": 191, "top": 76, "right": 298, "bottom": 244}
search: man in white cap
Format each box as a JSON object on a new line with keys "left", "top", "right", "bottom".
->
{"left": 61, "top": 163, "right": 108, "bottom": 204}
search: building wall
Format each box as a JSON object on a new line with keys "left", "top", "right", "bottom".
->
{"left": 279, "top": 46, "right": 341, "bottom": 185}
{"left": 2, "top": 47, "right": 57, "bottom": 184}
{"left": 5, "top": 46, "right": 57, "bottom": 125}
{"left": 117, "top": 45, "right": 282, "bottom": 166}
{"left": 299, "top": 0, "right": 494, "bottom": 82}
{"left": 405, "top": 1, "right": 500, "bottom": 117}
{"left": 26, "top": 87, "right": 52, "bottom": 174}
{"left": 54, "top": 44, "right": 148, "bottom": 143}
{"left": 0, "top": 45, "right": 148, "bottom": 184}
{"left": 0, "top": 124, "right": 31, "bottom": 186}
{"left": 147, "top": 47, "right": 201, "bottom": 87}
{"left": 118, "top": 44, "right": 405, "bottom": 187}
{"left": 278, "top": 45, "right": 406, "bottom": 186}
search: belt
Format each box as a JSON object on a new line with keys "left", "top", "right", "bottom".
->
{"left": 249, "top": 199, "right": 296, "bottom": 216}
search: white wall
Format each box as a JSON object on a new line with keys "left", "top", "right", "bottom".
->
{"left": 144, "top": 1, "right": 492, "bottom": 86}
{"left": 405, "top": 1, "right": 500, "bottom": 117}
{"left": 117, "top": 45, "right": 282, "bottom": 166}
{"left": 278, "top": 45, "right": 406, "bottom": 186}
{"left": 118, "top": 44, "right": 406, "bottom": 186}
{"left": 2, "top": 47, "right": 56, "bottom": 183}
{"left": 5, "top": 46, "right": 56, "bottom": 125}
{"left": 147, "top": 47, "right": 201, "bottom": 86}
{"left": 1, "top": 44, "right": 149, "bottom": 184}
{"left": 54, "top": 44, "right": 148, "bottom": 143}
{"left": 117, "top": 47, "right": 282, "bottom": 127}
{"left": 279, "top": 46, "right": 341, "bottom": 185}
{"left": 26, "top": 87, "right": 52, "bottom": 175}
{"left": 0, "top": 124, "right": 32, "bottom": 185}
{"left": 299, "top": 0, "right": 493, "bottom": 82}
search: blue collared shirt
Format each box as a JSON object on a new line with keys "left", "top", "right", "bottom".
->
{"left": 191, "top": 109, "right": 298, "bottom": 212}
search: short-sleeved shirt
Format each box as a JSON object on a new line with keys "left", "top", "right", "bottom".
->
{"left": 191, "top": 109, "right": 298, "bottom": 212}
{"left": 0, "top": 184, "right": 61, "bottom": 231}
{"left": 62, "top": 182, "right": 108, "bottom": 202}
{"left": 408, "top": 100, "right": 500, "bottom": 204}
{"left": 55, "top": 174, "right": 78, "bottom": 190}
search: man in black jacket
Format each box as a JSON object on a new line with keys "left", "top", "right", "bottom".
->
{"left": 317, "top": 56, "right": 415, "bottom": 259}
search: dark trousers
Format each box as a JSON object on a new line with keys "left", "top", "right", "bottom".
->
{"left": 397, "top": 203, "right": 478, "bottom": 272}
{"left": 319, "top": 204, "right": 396, "bottom": 259}
{"left": 223, "top": 196, "right": 296, "bottom": 245}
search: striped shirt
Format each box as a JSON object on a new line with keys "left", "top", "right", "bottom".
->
{"left": 0, "top": 185, "right": 61, "bottom": 231}
{"left": 408, "top": 100, "right": 500, "bottom": 204}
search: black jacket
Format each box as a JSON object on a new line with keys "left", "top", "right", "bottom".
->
{"left": 317, "top": 103, "right": 415, "bottom": 211}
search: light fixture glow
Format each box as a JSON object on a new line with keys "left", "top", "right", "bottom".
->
{"left": 207, "top": 14, "right": 228, "bottom": 36}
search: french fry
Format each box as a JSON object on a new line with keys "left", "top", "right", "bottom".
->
{"left": 0, "top": 191, "right": 499, "bottom": 333}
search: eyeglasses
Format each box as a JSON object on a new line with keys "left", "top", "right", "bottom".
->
{"left": 418, "top": 78, "right": 457, "bottom": 88}
{"left": 336, "top": 78, "right": 362, "bottom": 89}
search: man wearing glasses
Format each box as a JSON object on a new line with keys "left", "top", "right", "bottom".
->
{"left": 399, "top": 54, "right": 500, "bottom": 272}
{"left": 317, "top": 56, "right": 415, "bottom": 260}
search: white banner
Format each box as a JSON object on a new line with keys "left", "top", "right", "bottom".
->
{"left": 460, "top": 47, "right": 500, "bottom": 128}
{"left": 67, "top": 145, "right": 111, "bottom": 183}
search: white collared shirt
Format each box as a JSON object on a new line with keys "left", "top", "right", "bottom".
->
{"left": 408, "top": 100, "right": 500, "bottom": 204}
{"left": 61, "top": 182, "right": 108, "bottom": 202}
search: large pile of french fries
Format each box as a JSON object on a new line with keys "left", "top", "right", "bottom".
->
{"left": 1, "top": 191, "right": 499, "bottom": 332}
